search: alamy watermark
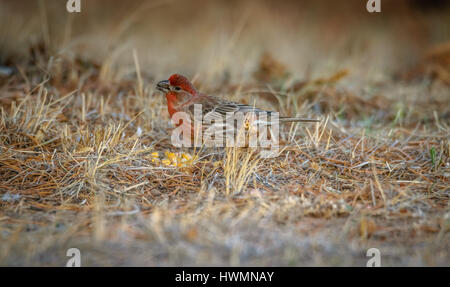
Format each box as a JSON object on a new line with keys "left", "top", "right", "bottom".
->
{"left": 66, "top": 248, "right": 81, "bottom": 267}
{"left": 366, "top": 0, "right": 381, "bottom": 13}
{"left": 169, "top": 104, "right": 280, "bottom": 158}
{"left": 66, "top": 0, "right": 380, "bottom": 14}
{"left": 66, "top": 0, "right": 81, "bottom": 13}
{"left": 366, "top": 248, "right": 381, "bottom": 267}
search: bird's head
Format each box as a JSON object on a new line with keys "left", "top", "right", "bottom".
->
{"left": 156, "top": 74, "right": 197, "bottom": 96}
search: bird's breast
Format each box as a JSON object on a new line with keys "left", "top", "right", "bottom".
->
{"left": 166, "top": 93, "right": 178, "bottom": 118}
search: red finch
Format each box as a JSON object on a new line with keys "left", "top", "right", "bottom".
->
{"left": 156, "top": 74, "right": 319, "bottom": 146}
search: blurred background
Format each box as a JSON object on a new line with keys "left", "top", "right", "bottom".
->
{"left": 0, "top": 0, "right": 449, "bottom": 88}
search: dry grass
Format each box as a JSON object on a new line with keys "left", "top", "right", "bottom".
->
{"left": 0, "top": 0, "right": 449, "bottom": 266}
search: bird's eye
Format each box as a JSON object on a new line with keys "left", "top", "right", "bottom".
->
{"left": 174, "top": 86, "right": 181, "bottom": 91}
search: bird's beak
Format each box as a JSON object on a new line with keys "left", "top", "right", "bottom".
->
{"left": 156, "top": 80, "right": 170, "bottom": 93}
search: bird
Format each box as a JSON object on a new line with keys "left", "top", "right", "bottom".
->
{"left": 156, "top": 74, "right": 319, "bottom": 147}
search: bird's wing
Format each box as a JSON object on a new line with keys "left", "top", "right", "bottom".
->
{"left": 185, "top": 95, "right": 318, "bottom": 124}
{"left": 206, "top": 96, "right": 271, "bottom": 116}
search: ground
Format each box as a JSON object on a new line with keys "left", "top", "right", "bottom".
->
{"left": 0, "top": 0, "right": 449, "bottom": 266}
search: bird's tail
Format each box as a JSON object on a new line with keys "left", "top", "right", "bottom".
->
{"left": 279, "top": 117, "right": 320, "bottom": 123}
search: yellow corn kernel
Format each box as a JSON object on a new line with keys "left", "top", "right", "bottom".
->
{"left": 167, "top": 152, "right": 177, "bottom": 160}
{"left": 161, "top": 159, "right": 171, "bottom": 165}
{"left": 151, "top": 152, "right": 159, "bottom": 158}
{"left": 182, "top": 153, "right": 192, "bottom": 161}
{"left": 244, "top": 119, "right": 250, "bottom": 129}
